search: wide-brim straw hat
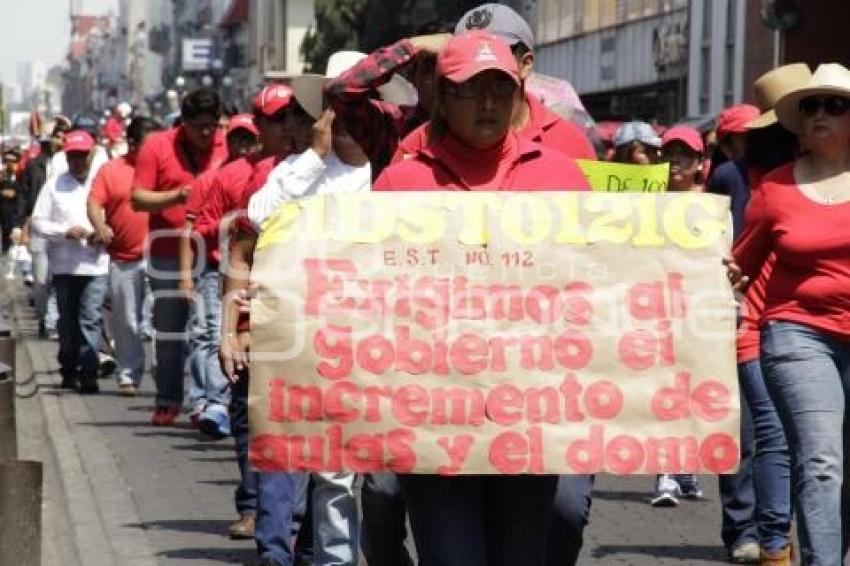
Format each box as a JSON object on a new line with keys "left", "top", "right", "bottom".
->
{"left": 774, "top": 63, "right": 850, "bottom": 134}
{"left": 747, "top": 63, "right": 812, "bottom": 129}
{"left": 290, "top": 51, "right": 417, "bottom": 120}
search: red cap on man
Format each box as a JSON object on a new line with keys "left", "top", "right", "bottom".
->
{"left": 716, "top": 104, "right": 760, "bottom": 140}
{"left": 227, "top": 113, "right": 259, "bottom": 136}
{"left": 437, "top": 30, "right": 520, "bottom": 85}
{"left": 63, "top": 130, "right": 95, "bottom": 153}
{"left": 253, "top": 85, "right": 294, "bottom": 116}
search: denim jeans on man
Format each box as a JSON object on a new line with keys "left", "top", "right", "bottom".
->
{"left": 54, "top": 274, "right": 108, "bottom": 383}
{"left": 361, "top": 473, "right": 413, "bottom": 566}
{"left": 761, "top": 320, "right": 850, "bottom": 564}
{"left": 723, "top": 359, "right": 791, "bottom": 553}
{"left": 109, "top": 259, "right": 147, "bottom": 385}
{"left": 399, "top": 474, "right": 557, "bottom": 566}
{"left": 256, "top": 471, "right": 309, "bottom": 565}
{"left": 30, "top": 240, "right": 58, "bottom": 331}
{"left": 147, "top": 255, "right": 189, "bottom": 407}
{"left": 548, "top": 474, "right": 594, "bottom": 565}
{"left": 230, "top": 370, "right": 257, "bottom": 518}
{"left": 187, "top": 266, "right": 230, "bottom": 411}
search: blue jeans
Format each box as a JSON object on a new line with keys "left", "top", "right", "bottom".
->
{"left": 761, "top": 320, "right": 850, "bottom": 564}
{"left": 399, "top": 474, "right": 558, "bottom": 566}
{"left": 256, "top": 471, "right": 309, "bottom": 566}
{"left": 230, "top": 371, "right": 257, "bottom": 517}
{"left": 54, "top": 274, "right": 108, "bottom": 382}
{"left": 109, "top": 260, "right": 147, "bottom": 385}
{"left": 147, "top": 255, "right": 189, "bottom": 407}
{"left": 548, "top": 475, "right": 594, "bottom": 566}
{"left": 361, "top": 473, "right": 413, "bottom": 566}
{"left": 719, "top": 378, "right": 757, "bottom": 551}
{"left": 187, "top": 266, "right": 230, "bottom": 410}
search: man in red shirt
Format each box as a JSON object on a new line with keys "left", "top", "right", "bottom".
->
{"left": 88, "top": 117, "right": 161, "bottom": 396}
{"left": 131, "top": 88, "right": 228, "bottom": 426}
{"left": 177, "top": 113, "right": 259, "bottom": 438}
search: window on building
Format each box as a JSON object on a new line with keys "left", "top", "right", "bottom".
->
{"left": 540, "top": 0, "right": 685, "bottom": 41}
{"left": 723, "top": 0, "right": 737, "bottom": 106}
{"left": 700, "top": 0, "right": 713, "bottom": 114}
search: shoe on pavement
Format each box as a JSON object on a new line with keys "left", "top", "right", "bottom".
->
{"left": 59, "top": 374, "right": 77, "bottom": 389}
{"left": 677, "top": 474, "right": 704, "bottom": 499}
{"left": 228, "top": 514, "right": 255, "bottom": 539}
{"left": 729, "top": 541, "right": 760, "bottom": 563}
{"left": 78, "top": 380, "right": 100, "bottom": 395}
{"left": 151, "top": 405, "right": 181, "bottom": 426}
{"left": 760, "top": 545, "right": 792, "bottom": 566}
{"left": 651, "top": 474, "right": 680, "bottom": 507}
{"left": 198, "top": 403, "right": 231, "bottom": 439}
{"left": 118, "top": 382, "right": 139, "bottom": 397}
{"left": 98, "top": 353, "right": 117, "bottom": 378}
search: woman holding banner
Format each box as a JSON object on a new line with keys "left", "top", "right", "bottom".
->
{"left": 373, "top": 30, "right": 588, "bottom": 566}
{"left": 729, "top": 63, "right": 850, "bottom": 565}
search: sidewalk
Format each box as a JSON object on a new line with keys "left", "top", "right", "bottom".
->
{"left": 9, "top": 274, "right": 735, "bottom": 565}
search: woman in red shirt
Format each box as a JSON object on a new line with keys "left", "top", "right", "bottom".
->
{"left": 374, "top": 31, "right": 588, "bottom": 566}
{"left": 729, "top": 63, "right": 850, "bottom": 565}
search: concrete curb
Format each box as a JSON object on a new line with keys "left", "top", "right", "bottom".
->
{"left": 14, "top": 290, "right": 158, "bottom": 566}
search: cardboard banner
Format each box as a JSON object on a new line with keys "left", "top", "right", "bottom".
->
{"left": 248, "top": 192, "right": 738, "bottom": 475}
{"left": 576, "top": 159, "right": 670, "bottom": 192}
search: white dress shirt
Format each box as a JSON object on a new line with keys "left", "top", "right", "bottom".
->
{"left": 31, "top": 170, "right": 109, "bottom": 276}
{"left": 248, "top": 149, "right": 371, "bottom": 229}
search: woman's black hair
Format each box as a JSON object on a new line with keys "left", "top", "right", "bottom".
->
{"left": 181, "top": 87, "right": 222, "bottom": 120}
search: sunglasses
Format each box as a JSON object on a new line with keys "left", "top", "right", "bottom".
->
{"left": 798, "top": 96, "right": 850, "bottom": 117}
{"left": 444, "top": 78, "right": 517, "bottom": 100}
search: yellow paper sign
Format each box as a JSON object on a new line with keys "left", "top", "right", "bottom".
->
{"left": 576, "top": 160, "right": 670, "bottom": 193}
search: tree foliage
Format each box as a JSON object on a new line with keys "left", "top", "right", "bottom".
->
{"left": 302, "top": 0, "right": 486, "bottom": 71}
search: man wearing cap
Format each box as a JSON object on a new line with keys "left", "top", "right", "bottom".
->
{"left": 132, "top": 87, "right": 228, "bottom": 426}
{"left": 87, "top": 117, "right": 161, "bottom": 397}
{"left": 394, "top": 3, "right": 597, "bottom": 167}
{"left": 175, "top": 112, "right": 259, "bottom": 440}
{"left": 30, "top": 131, "right": 109, "bottom": 394}
{"left": 17, "top": 120, "right": 71, "bottom": 338}
{"left": 0, "top": 148, "right": 21, "bottom": 252}
{"left": 323, "top": 25, "right": 452, "bottom": 179}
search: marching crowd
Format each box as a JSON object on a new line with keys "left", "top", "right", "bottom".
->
{"left": 3, "top": 3, "right": 850, "bottom": 565}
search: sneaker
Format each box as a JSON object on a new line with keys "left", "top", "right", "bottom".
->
{"left": 677, "top": 474, "right": 704, "bottom": 499}
{"left": 118, "top": 382, "right": 139, "bottom": 397}
{"left": 151, "top": 405, "right": 181, "bottom": 426}
{"left": 730, "top": 541, "right": 760, "bottom": 563}
{"left": 98, "top": 353, "right": 117, "bottom": 378}
{"left": 78, "top": 380, "right": 100, "bottom": 395}
{"left": 228, "top": 514, "right": 256, "bottom": 540}
{"left": 651, "top": 474, "right": 680, "bottom": 507}
{"left": 198, "top": 403, "right": 231, "bottom": 439}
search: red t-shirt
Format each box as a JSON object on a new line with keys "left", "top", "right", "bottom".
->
{"left": 374, "top": 131, "right": 590, "bottom": 192}
{"left": 132, "top": 126, "right": 228, "bottom": 258}
{"left": 88, "top": 155, "right": 149, "bottom": 262}
{"left": 733, "top": 162, "right": 850, "bottom": 339}
{"left": 737, "top": 256, "right": 772, "bottom": 364}
{"left": 192, "top": 154, "right": 266, "bottom": 262}
{"left": 392, "top": 92, "right": 596, "bottom": 164}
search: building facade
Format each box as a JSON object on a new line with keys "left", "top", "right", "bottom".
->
{"left": 512, "top": 0, "right": 690, "bottom": 124}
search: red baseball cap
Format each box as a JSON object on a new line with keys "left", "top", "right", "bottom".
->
{"left": 253, "top": 85, "right": 294, "bottom": 116}
{"left": 62, "top": 130, "right": 95, "bottom": 153}
{"left": 662, "top": 125, "right": 705, "bottom": 153}
{"left": 716, "top": 104, "right": 760, "bottom": 140}
{"left": 437, "top": 30, "right": 519, "bottom": 85}
{"left": 227, "top": 113, "right": 259, "bottom": 136}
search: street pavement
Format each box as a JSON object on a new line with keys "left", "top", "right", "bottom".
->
{"left": 9, "top": 275, "right": 738, "bottom": 566}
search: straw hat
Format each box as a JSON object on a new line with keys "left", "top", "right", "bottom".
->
{"left": 290, "top": 51, "right": 417, "bottom": 119}
{"left": 747, "top": 63, "right": 812, "bottom": 129}
{"left": 774, "top": 63, "right": 850, "bottom": 134}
